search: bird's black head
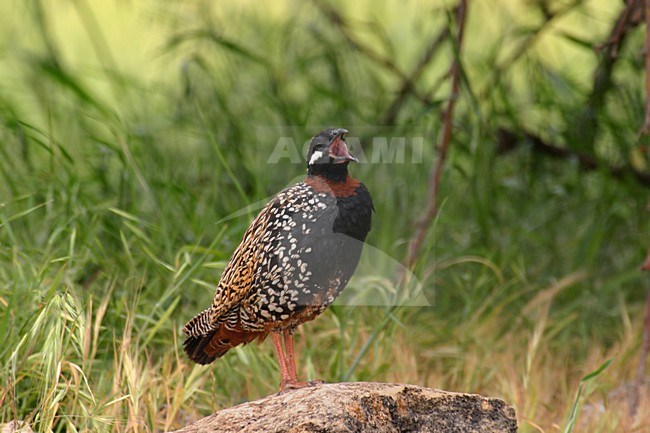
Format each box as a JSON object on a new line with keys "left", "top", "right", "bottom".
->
{"left": 307, "top": 128, "right": 357, "bottom": 181}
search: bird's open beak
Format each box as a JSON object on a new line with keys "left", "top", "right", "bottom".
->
{"left": 328, "top": 129, "right": 358, "bottom": 163}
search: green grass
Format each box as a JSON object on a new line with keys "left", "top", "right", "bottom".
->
{"left": 1, "top": 0, "right": 649, "bottom": 432}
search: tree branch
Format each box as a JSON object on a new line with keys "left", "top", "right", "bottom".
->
{"left": 570, "top": 0, "right": 644, "bottom": 149}
{"left": 496, "top": 128, "right": 650, "bottom": 187}
{"left": 405, "top": 1, "right": 468, "bottom": 270}
{"left": 478, "top": 0, "right": 584, "bottom": 101}
{"left": 311, "top": 0, "right": 433, "bottom": 107}
{"left": 596, "top": 0, "right": 643, "bottom": 59}
{"left": 639, "top": 0, "right": 650, "bottom": 136}
{"left": 382, "top": 27, "right": 450, "bottom": 125}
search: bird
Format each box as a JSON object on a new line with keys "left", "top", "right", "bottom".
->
{"left": 182, "top": 127, "right": 373, "bottom": 392}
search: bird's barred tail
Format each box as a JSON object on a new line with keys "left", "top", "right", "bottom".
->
{"left": 182, "top": 309, "right": 218, "bottom": 364}
{"left": 182, "top": 309, "right": 260, "bottom": 364}
{"left": 183, "top": 331, "right": 219, "bottom": 365}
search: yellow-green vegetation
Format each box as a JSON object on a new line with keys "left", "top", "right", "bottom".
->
{"left": 0, "top": 1, "right": 648, "bottom": 432}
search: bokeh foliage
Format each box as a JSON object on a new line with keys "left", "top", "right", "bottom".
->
{"left": 1, "top": 0, "right": 649, "bottom": 431}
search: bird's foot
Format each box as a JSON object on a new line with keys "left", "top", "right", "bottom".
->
{"left": 278, "top": 379, "right": 324, "bottom": 394}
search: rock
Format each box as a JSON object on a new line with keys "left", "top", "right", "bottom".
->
{"left": 171, "top": 382, "right": 517, "bottom": 433}
{"left": 0, "top": 421, "right": 34, "bottom": 433}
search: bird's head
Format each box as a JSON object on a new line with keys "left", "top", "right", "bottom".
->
{"left": 307, "top": 128, "right": 357, "bottom": 179}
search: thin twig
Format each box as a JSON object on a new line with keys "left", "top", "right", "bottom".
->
{"left": 478, "top": 0, "right": 583, "bottom": 101}
{"left": 405, "top": 1, "right": 468, "bottom": 270}
{"left": 592, "top": 0, "right": 643, "bottom": 105}
{"left": 639, "top": 0, "right": 650, "bottom": 136}
{"left": 383, "top": 27, "right": 450, "bottom": 125}
{"left": 597, "top": 0, "right": 643, "bottom": 58}
{"left": 311, "top": 0, "right": 433, "bottom": 106}
{"left": 571, "top": 0, "right": 644, "bottom": 150}
{"left": 311, "top": 0, "right": 406, "bottom": 80}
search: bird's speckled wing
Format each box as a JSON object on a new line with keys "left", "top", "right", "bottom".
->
{"left": 181, "top": 202, "right": 272, "bottom": 337}
{"left": 182, "top": 182, "right": 337, "bottom": 337}
{"left": 239, "top": 184, "right": 339, "bottom": 327}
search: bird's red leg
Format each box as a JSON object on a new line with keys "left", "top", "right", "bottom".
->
{"left": 283, "top": 328, "right": 299, "bottom": 382}
{"left": 271, "top": 331, "right": 292, "bottom": 391}
{"left": 283, "top": 328, "right": 323, "bottom": 390}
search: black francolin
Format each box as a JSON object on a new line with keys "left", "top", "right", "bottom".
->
{"left": 182, "top": 128, "right": 373, "bottom": 392}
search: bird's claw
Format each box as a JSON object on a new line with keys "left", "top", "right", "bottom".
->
{"left": 277, "top": 379, "right": 324, "bottom": 394}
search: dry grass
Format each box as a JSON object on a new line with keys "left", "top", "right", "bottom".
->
{"left": 1, "top": 1, "right": 649, "bottom": 432}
